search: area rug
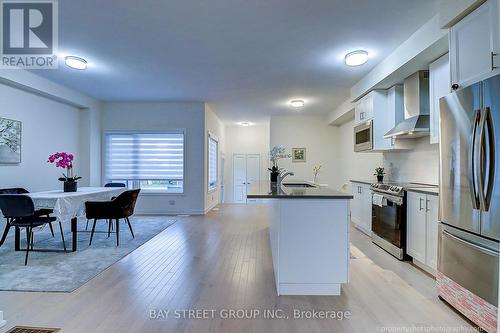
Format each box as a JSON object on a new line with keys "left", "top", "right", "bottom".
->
{"left": 0, "top": 216, "right": 176, "bottom": 292}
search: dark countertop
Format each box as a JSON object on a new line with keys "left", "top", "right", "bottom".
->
{"left": 405, "top": 187, "right": 439, "bottom": 196}
{"left": 351, "top": 179, "right": 439, "bottom": 196}
{"left": 350, "top": 179, "right": 376, "bottom": 185}
{"left": 247, "top": 181, "right": 353, "bottom": 199}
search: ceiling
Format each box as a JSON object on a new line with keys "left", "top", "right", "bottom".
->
{"left": 33, "top": 0, "right": 440, "bottom": 124}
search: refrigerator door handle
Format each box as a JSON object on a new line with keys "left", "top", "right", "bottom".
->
{"left": 482, "top": 107, "right": 495, "bottom": 211}
{"left": 442, "top": 230, "right": 499, "bottom": 257}
{"left": 469, "top": 109, "right": 481, "bottom": 209}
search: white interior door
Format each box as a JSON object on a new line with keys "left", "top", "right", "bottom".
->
{"left": 233, "top": 154, "right": 261, "bottom": 204}
{"left": 246, "top": 154, "right": 260, "bottom": 187}
{"left": 233, "top": 154, "right": 247, "bottom": 203}
{"left": 220, "top": 156, "right": 225, "bottom": 203}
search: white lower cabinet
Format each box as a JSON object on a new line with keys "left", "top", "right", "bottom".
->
{"left": 350, "top": 182, "right": 372, "bottom": 236}
{"left": 406, "top": 191, "right": 439, "bottom": 275}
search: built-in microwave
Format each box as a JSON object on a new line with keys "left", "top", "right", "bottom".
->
{"left": 354, "top": 120, "right": 373, "bottom": 152}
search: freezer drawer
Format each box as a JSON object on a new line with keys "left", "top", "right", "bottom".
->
{"left": 438, "top": 223, "right": 499, "bottom": 305}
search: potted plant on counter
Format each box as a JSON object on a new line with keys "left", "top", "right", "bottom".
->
{"left": 269, "top": 145, "right": 291, "bottom": 183}
{"left": 374, "top": 167, "right": 385, "bottom": 183}
{"left": 48, "top": 152, "right": 82, "bottom": 192}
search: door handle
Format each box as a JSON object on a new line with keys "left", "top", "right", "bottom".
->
{"left": 443, "top": 230, "right": 499, "bottom": 257}
{"left": 426, "top": 199, "right": 430, "bottom": 212}
{"left": 491, "top": 52, "right": 498, "bottom": 70}
{"left": 469, "top": 109, "right": 481, "bottom": 210}
{"left": 479, "top": 107, "right": 495, "bottom": 211}
{"left": 419, "top": 198, "right": 424, "bottom": 211}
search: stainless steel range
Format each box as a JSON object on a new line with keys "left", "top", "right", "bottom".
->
{"left": 370, "top": 183, "right": 407, "bottom": 260}
{"left": 370, "top": 182, "right": 436, "bottom": 260}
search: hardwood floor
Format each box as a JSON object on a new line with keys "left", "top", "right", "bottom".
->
{"left": 0, "top": 204, "right": 470, "bottom": 333}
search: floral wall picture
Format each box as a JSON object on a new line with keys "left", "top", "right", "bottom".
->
{"left": 292, "top": 148, "right": 306, "bottom": 162}
{"left": 0, "top": 117, "right": 22, "bottom": 163}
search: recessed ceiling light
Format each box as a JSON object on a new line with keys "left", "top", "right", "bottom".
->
{"left": 65, "top": 56, "right": 87, "bottom": 70}
{"left": 290, "top": 100, "right": 305, "bottom": 108}
{"left": 238, "top": 122, "right": 254, "bottom": 127}
{"left": 345, "top": 50, "right": 369, "bottom": 66}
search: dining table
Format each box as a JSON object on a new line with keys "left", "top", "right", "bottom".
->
{"left": 17, "top": 186, "right": 126, "bottom": 252}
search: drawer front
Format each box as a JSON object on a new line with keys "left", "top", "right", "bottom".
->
{"left": 438, "top": 224, "right": 499, "bottom": 305}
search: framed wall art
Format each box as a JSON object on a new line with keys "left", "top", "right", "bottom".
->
{"left": 0, "top": 117, "right": 22, "bottom": 164}
{"left": 292, "top": 148, "right": 306, "bottom": 162}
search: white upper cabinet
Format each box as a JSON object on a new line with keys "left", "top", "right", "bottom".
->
{"left": 450, "top": 0, "right": 500, "bottom": 89}
{"left": 373, "top": 85, "right": 404, "bottom": 150}
{"left": 354, "top": 93, "right": 374, "bottom": 125}
{"left": 429, "top": 54, "right": 451, "bottom": 144}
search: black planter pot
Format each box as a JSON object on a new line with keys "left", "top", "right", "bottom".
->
{"left": 377, "top": 175, "right": 384, "bottom": 183}
{"left": 63, "top": 181, "right": 77, "bottom": 192}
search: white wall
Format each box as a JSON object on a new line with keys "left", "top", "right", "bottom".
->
{"left": 332, "top": 118, "right": 384, "bottom": 191}
{"left": 0, "top": 70, "right": 102, "bottom": 186}
{"left": 383, "top": 137, "right": 440, "bottom": 184}
{"left": 270, "top": 115, "right": 338, "bottom": 187}
{"left": 330, "top": 119, "right": 439, "bottom": 188}
{"left": 224, "top": 124, "right": 270, "bottom": 203}
{"left": 101, "top": 102, "right": 206, "bottom": 215}
{"left": 204, "top": 105, "right": 225, "bottom": 211}
{"left": 0, "top": 83, "right": 84, "bottom": 192}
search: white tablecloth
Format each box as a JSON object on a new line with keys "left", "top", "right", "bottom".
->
{"left": 28, "top": 187, "right": 126, "bottom": 222}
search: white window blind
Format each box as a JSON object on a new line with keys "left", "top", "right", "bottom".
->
{"left": 208, "top": 135, "right": 218, "bottom": 191}
{"left": 105, "top": 132, "right": 184, "bottom": 183}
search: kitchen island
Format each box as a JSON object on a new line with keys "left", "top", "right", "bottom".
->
{"left": 247, "top": 181, "right": 353, "bottom": 296}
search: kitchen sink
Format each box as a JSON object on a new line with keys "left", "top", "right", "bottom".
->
{"left": 282, "top": 183, "right": 317, "bottom": 188}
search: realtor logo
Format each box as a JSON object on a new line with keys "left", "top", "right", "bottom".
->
{"left": 0, "top": 0, "right": 58, "bottom": 68}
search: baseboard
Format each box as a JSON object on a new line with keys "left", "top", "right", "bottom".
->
{"left": 278, "top": 283, "right": 342, "bottom": 296}
{"left": 412, "top": 258, "right": 436, "bottom": 277}
{"left": 204, "top": 203, "right": 219, "bottom": 214}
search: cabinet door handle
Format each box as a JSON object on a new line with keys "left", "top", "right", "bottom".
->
{"left": 426, "top": 199, "right": 430, "bottom": 212}
{"left": 419, "top": 198, "right": 424, "bottom": 211}
{"left": 492, "top": 52, "right": 498, "bottom": 70}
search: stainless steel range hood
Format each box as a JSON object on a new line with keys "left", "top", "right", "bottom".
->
{"left": 384, "top": 71, "right": 430, "bottom": 139}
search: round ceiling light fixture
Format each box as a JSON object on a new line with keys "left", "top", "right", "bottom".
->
{"left": 238, "top": 122, "right": 254, "bottom": 127}
{"left": 345, "top": 50, "right": 369, "bottom": 66}
{"left": 65, "top": 56, "right": 87, "bottom": 70}
{"left": 290, "top": 99, "right": 305, "bottom": 108}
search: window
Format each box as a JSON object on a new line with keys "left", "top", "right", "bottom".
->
{"left": 104, "top": 131, "right": 184, "bottom": 193}
{"left": 208, "top": 133, "right": 218, "bottom": 192}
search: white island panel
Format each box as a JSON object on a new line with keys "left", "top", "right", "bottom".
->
{"left": 269, "top": 199, "right": 350, "bottom": 296}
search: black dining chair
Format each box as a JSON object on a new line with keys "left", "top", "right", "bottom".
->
{"left": 0, "top": 195, "right": 63, "bottom": 265}
{"left": 85, "top": 189, "right": 140, "bottom": 246}
{"left": 85, "top": 182, "right": 127, "bottom": 231}
{"left": 0, "top": 188, "right": 56, "bottom": 247}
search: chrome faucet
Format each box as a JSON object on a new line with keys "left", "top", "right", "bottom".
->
{"left": 278, "top": 170, "right": 294, "bottom": 186}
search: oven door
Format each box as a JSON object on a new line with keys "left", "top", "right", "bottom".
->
{"left": 354, "top": 120, "right": 373, "bottom": 152}
{"left": 371, "top": 194, "right": 406, "bottom": 249}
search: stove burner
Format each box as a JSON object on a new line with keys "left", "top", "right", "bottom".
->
{"left": 370, "top": 183, "right": 404, "bottom": 196}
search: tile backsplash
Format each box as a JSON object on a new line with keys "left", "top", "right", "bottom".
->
{"left": 383, "top": 137, "right": 439, "bottom": 185}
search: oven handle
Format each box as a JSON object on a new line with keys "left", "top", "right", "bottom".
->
{"left": 372, "top": 192, "right": 403, "bottom": 205}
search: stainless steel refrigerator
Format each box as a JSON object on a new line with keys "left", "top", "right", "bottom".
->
{"left": 439, "top": 74, "right": 500, "bottom": 332}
